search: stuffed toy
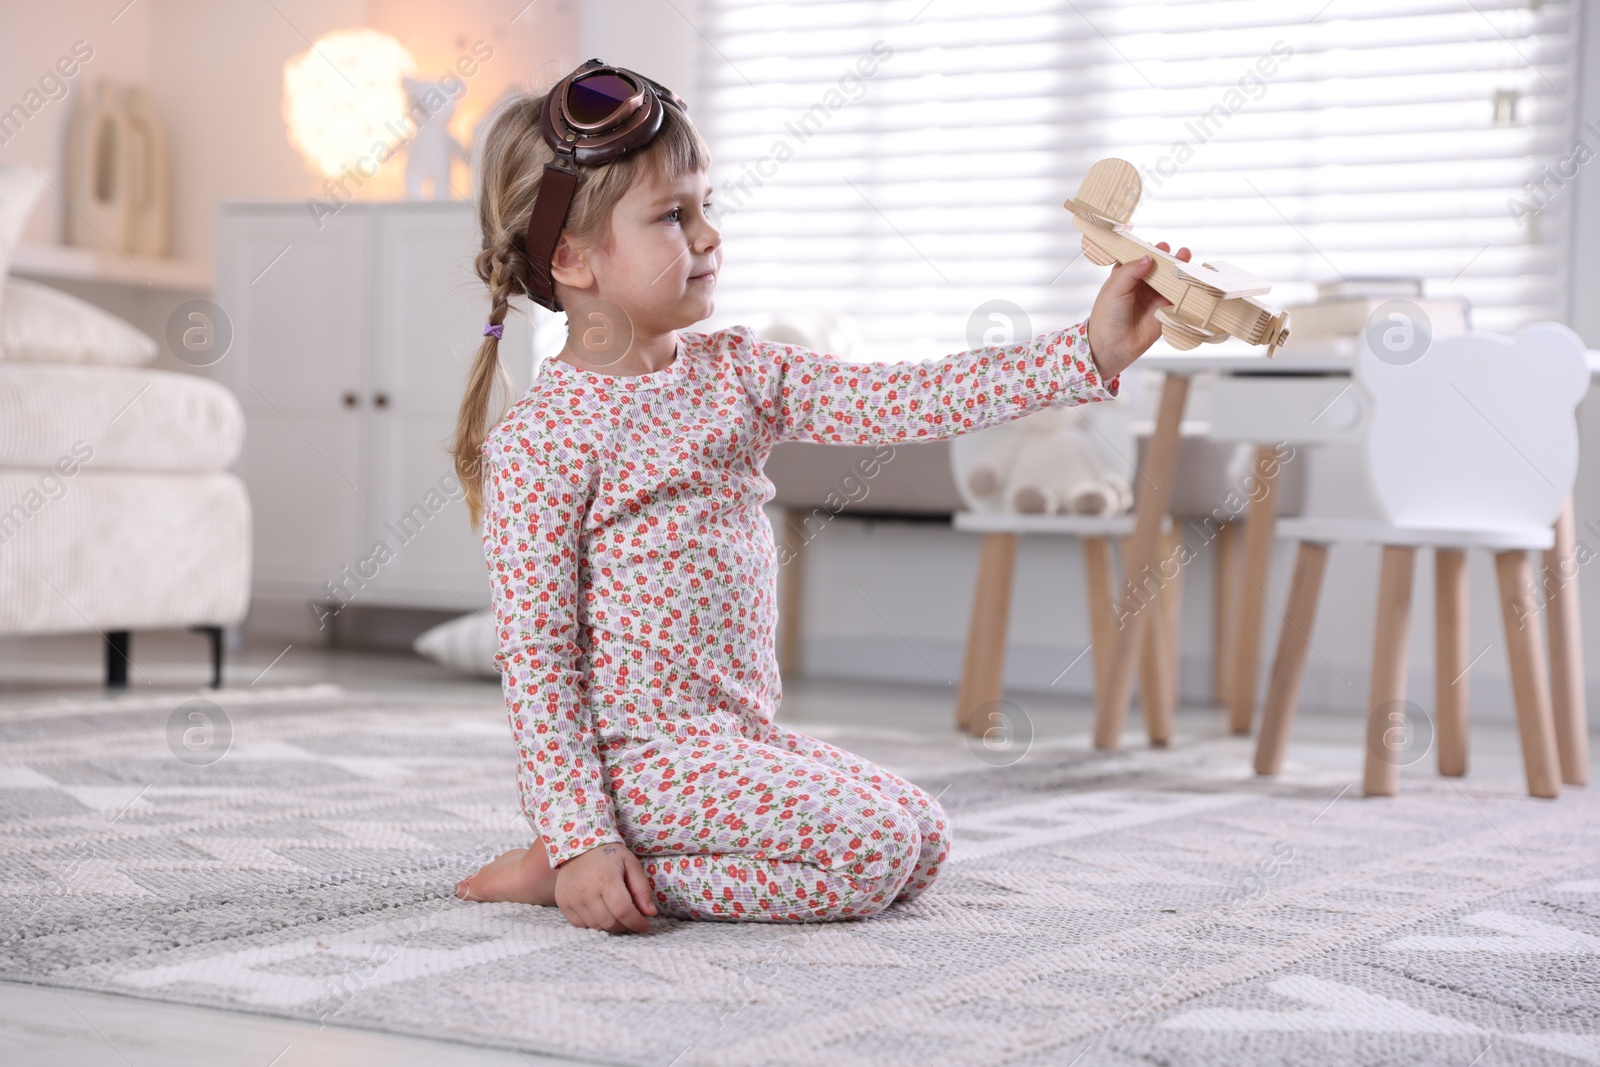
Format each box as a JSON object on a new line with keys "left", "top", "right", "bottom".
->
{"left": 957, "top": 404, "right": 1132, "bottom": 516}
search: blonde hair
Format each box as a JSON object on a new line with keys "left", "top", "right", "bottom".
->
{"left": 452, "top": 86, "right": 712, "bottom": 529}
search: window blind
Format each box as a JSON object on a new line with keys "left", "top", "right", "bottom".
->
{"left": 690, "top": 0, "right": 1581, "bottom": 361}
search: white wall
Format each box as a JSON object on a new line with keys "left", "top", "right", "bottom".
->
{"left": 584, "top": 0, "right": 703, "bottom": 110}
{"left": 0, "top": 0, "right": 153, "bottom": 244}
{"left": 0, "top": 0, "right": 582, "bottom": 383}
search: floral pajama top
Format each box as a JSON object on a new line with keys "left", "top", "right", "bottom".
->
{"left": 480, "top": 319, "right": 1118, "bottom": 918}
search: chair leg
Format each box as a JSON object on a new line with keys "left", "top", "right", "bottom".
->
{"left": 1125, "top": 534, "right": 1176, "bottom": 747}
{"left": 1434, "top": 548, "right": 1470, "bottom": 777}
{"left": 1141, "top": 593, "right": 1176, "bottom": 747}
{"left": 1543, "top": 495, "right": 1588, "bottom": 786}
{"left": 1082, "top": 536, "right": 1116, "bottom": 700}
{"left": 777, "top": 507, "right": 807, "bottom": 677}
{"left": 1212, "top": 520, "right": 1241, "bottom": 709}
{"left": 956, "top": 532, "right": 1018, "bottom": 735}
{"left": 1364, "top": 545, "right": 1415, "bottom": 797}
{"left": 1494, "top": 549, "right": 1561, "bottom": 799}
{"left": 105, "top": 630, "right": 131, "bottom": 689}
{"left": 1161, "top": 526, "right": 1185, "bottom": 713}
{"left": 1228, "top": 444, "right": 1283, "bottom": 735}
{"left": 1254, "top": 541, "right": 1329, "bottom": 776}
{"left": 190, "top": 625, "right": 225, "bottom": 689}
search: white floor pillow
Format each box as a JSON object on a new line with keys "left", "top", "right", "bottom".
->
{"left": 1, "top": 277, "right": 158, "bottom": 365}
{"left": 412, "top": 611, "right": 500, "bottom": 679}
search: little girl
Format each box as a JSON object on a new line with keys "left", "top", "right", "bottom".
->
{"left": 451, "top": 62, "right": 1187, "bottom": 934}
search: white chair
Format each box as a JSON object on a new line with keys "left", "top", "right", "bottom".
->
{"left": 1252, "top": 322, "right": 1591, "bottom": 798}
{"left": 949, "top": 400, "right": 1310, "bottom": 742}
{"left": 947, "top": 406, "right": 1203, "bottom": 742}
{"left": 950, "top": 509, "right": 1182, "bottom": 739}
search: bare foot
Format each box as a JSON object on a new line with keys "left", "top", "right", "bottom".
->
{"left": 456, "top": 839, "right": 558, "bottom": 906}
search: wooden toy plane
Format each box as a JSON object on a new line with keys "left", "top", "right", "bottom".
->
{"left": 1065, "top": 158, "right": 1291, "bottom": 356}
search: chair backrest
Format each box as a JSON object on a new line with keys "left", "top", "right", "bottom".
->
{"left": 1356, "top": 320, "right": 1590, "bottom": 533}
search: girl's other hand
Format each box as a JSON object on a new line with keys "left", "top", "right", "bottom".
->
{"left": 1085, "top": 241, "right": 1192, "bottom": 381}
{"left": 553, "top": 841, "right": 658, "bottom": 933}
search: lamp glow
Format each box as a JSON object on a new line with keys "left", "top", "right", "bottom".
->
{"left": 283, "top": 29, "right": 416, "bottom": 179}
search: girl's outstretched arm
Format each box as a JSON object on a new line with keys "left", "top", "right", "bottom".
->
{"left": 482, "top": 445, "right": 624, "bottom": 868}
{"left": 727, "top": 318, "right": 1116, "bottom": 447}
{"left": 728, "top": 244, "right": 1192, "bottom": 445}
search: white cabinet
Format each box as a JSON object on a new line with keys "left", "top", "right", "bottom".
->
{"left": 215, "top": 202, "right": 537, "bottom": 612}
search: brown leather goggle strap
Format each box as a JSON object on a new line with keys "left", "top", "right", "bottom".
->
{"left": 523, "top": 161, "right": 578, "bottom": 312}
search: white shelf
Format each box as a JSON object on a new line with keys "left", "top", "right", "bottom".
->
{"left": 9, "top": 243, "right": 212, "bottom": 292}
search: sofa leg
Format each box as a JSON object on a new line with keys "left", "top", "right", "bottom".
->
{"left": 190, "top": 625, "right": 224, "bottom": 688}
{"left": 106, "top": 631, "right": 131, "bottom": 688}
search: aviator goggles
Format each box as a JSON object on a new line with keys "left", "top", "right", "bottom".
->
{"left": 521, "top": 58, "right": 687, "bottom": 312}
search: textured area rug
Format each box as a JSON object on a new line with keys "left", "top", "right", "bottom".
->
{"left": 1, "top": 686, "right": 1597, "bottom": 1066}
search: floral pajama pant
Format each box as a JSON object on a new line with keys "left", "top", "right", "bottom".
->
{"left": 589, "top": 717, "right": 950, "bottom": 923}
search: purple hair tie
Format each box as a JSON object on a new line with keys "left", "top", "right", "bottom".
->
{"left": 483, "top": 322, "right": 504, "bottom": 340}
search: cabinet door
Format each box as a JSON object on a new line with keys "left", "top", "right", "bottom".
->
{"left": 367, "top": 205, "right": 537, "bottom": 610}
{"left": 216, "top": 206, "right": 371, "bottom": 600}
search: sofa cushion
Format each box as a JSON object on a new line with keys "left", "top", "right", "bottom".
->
{"left": 0, "top": 469, "right": 250, "bottom": 634}
{"left": 0, "top": 166, "right": 48, "bottom": 327}
{"left": 0, "top": 363, "right": 244, "bottom": 472}
{"left": 1, "top": 278, "right": 159, "bottom": 366}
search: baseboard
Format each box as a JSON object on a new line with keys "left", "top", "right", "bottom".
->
{"left": 244, "top": 595, "right": 460, "bottom": 653}
{"left": 799, "top": 634, "right": 1578, "bottom": 728}
{"left": 241, "top": 595, "right": 332, "bottom": 645}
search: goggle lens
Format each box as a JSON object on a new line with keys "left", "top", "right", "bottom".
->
{"left": 568, "top": 72, "right": 636, "bottom": 125}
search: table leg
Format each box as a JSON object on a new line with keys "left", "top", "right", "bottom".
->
{"left": 1544, "top": 494, "right": 1588, "bottom": 787}
{"left": 1094, "top": 373, "right": 1190, "bottom": 750}
{"left": 1228, "top": 444, "right": 1283, "bottom": 735}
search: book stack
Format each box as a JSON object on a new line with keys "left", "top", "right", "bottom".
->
{"left": 1281, "top": 277, "right": 1470, "bottom": 350}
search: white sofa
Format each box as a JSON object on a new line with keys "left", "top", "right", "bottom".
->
{"left": 0, "top": 166, "right": 251, "bottom": 686}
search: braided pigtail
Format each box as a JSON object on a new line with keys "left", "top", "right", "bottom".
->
{"left": 452, "top": 244, "right": 520, "bottom": 530}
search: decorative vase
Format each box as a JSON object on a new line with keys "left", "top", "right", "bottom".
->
{"left": 66, "top": 80, "right": 132, "bottom": 253}
{"left": 123, "top": 84, "right": 171, "bottom": 257}
{"left": 64, "top": 80, "right": 171, "bottom": 257}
